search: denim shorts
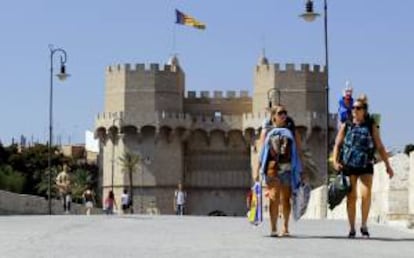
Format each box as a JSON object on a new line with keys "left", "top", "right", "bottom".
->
{"left": 266, "top": 170, "right": 291, "bottom": 186}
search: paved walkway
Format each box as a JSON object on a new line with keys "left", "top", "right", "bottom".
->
{"left": 0, "top": 215, "right": 413, "bottom": 258}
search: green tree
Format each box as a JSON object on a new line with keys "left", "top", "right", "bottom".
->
{"left": 35, "top": 167, "right": 58, "bottom": 198}
{"left": 0, "top": 165, "right": 26, "bottom": 193}
{"left": 70, "top": 168, "right": 93, "bottom": 203}
{"left": 6, "top": 143, "right": 66, "bottom": 195}
{"left": 119, "top": 151, "right": 140, "bottom": 213}
{"left": 0, "top": 142, "right": 7, "bottom": 164}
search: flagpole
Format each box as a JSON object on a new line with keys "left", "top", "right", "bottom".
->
{"left": 172, "top": 22, "right": 177, "bottom": 55}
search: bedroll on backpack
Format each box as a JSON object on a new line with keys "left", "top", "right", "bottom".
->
{"left": 328, "top": 173, "right": 351, "bottom": 210}
{"left": 269, "top": 134, "right": 292, "bottom": 163}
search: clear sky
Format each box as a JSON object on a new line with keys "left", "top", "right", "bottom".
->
{"left": 0, "top": 0, "right": 413, "bottom": 150}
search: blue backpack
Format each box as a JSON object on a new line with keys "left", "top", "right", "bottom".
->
{"left": 341, "top": 118, "right": 375, "bottom": 168}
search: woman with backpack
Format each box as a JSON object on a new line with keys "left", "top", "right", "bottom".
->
{"left": 254, "top": 105, "right": 303, "bottom": 237}
{"left": 332, "top": 94, "right": 394, "bottom": 238}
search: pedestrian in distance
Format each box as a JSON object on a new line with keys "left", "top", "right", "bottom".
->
{"left": 332, "top": 94, "right": 394, "bottom": 238}
{"left": 55, "top": 163, "right": 72, "bottom": 214}
{"left": 82, "top": 186, "right": 96, "bottom": 216}
{"left": 337, "top": 81, "right": 354, "bottom": 126}
{"left": 121, "top": 189, "right": 131, "bottom": 214}
{"left": 174, "top": 183, "right": 187, "bottom": 216}
{"left": 104, "top": 190, "right": 118, "bottom": 215}
{"left": 254, "top": 105, "right": 303, "bottom": 237}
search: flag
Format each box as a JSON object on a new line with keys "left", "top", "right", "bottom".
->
{"left": 175, "top": 9, "right": 206, "bottom": 30}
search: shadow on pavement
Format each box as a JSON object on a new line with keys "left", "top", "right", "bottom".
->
{"left": 279, "top": 235, "right": 414, "bottom": 242}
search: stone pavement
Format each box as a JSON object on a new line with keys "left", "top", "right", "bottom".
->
{"left": 0, "top": 215, "right": 413, "bottom": 258}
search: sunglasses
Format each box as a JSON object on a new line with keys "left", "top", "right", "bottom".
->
{"left": 277, "top": 110, "right": 287, "bottom": 116}
{"left": 352, "top": 106, "right": 364, "bottom": 110}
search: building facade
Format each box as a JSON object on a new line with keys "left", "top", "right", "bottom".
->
{"left": 95, "top": 55, "right": 336, "bottom": 216}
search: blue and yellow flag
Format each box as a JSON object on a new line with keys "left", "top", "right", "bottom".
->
{"left": 175, "top": 9, "right": 206, "bottom": 30}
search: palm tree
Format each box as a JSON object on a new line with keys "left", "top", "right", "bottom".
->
{"left": 119, "top": 151, "right": 140, "bottom": 213}
{"left": 70, "top": 168, "right": 93, "bottom": 203}
{"left": 35, "top": 166, "right": 58, "bottom": 198}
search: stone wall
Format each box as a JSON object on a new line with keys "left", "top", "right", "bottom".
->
{"left": 0, "top": 190, "right": 101, "bottom": 215}
{"left": 304, "top": 152, "right": 414, "bottom": 227}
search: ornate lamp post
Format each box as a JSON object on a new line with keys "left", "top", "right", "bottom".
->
{"left": 300, "top": 0, "right": 330, "bottom": 181}
{"left": 48, "top": 45, "right": 69, "bottom": 215}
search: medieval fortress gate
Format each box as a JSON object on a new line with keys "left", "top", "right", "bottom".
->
{"left": 95, "top": 55, "right": 336, "bottom": 215}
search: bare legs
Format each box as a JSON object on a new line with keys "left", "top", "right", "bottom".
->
{"left": 346, "top": 174, "right": 373, "bottom": 234}
{"left": 346, "top": 175, "right": 358, "bottom": 232}
{"left": 267, "top": 179, "right": 280, "bottom": 234}
{"left": 359, "top": 174, "right": 373, "bottom": 228}
{"left": 267, "top": 179, "right": 291, "bottom": 236}
{"left": 280, "top": 184, "right": 291, "bottom": 235}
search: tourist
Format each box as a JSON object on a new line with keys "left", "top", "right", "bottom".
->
{"left": 56, "top": 163, "right": 72, "bottom": 214}
{"left": 332, "top": 94, "right": 394, "bottom": 238}
{"left": 254, "top": 105, "right": 303, "bottom": 237}
{"left": 174, "top": 183, "right": 187, "bottom": 216}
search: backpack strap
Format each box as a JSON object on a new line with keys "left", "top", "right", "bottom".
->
{"left": 343, "top": 120, "right": 352, "bottom": 135}
{"left": 286, "top": 116, "right": 296, "bottom": 137}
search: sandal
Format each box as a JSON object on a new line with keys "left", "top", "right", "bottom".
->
{"left": 360, "top": 227, "right": 370, "bottom": 238}
{"left": 270, "top": 231, "right": 279, "bottom": 237}
{"left": 348, "top": 230, "right": 356, "bottom": 238}
{"left": 280, "top": 231, "right": 290, "bottom": 237}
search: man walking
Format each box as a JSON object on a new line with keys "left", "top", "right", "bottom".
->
{"left": 56, "top": 163, "right": 72, "bottom": 214}
{"left": 174, "top": 183, "right": 187, "bottom": 215}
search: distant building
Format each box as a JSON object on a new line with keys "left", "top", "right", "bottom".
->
{"left": 60, "top": 145, "right": 85, "bottom": 160}
{"left": 95, "top": 55, "right": 336, "bottom": 216}
{"left": 85, "top": 130, "right": 99, "bottom": 164}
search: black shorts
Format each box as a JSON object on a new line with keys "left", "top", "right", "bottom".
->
{"left": 343, "top": 164, "right": 374, "bottom": 176}
{"left": 122, "top": 204, "right": 129, "bottom": 210}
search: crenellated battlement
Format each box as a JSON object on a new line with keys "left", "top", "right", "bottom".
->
{"left": 106, "top": 63, "right": 179, "bottom": 74}
{"left": 95, "top": 111, "right": 243, "bottom": 131}
{"left": 95, "top": 110, "right": 337, "bottom": 135}
{"left": 242, "top": 111, "right": 337, "bottom": 131}
{"left": 186, "top": 90, "right": 250, "bottom": 99}
{"left": 256, "top": 62, "right": 326, "bottom": 73}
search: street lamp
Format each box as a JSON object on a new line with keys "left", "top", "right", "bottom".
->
{"left": 48, "top": 45, "right": 69, "bottom": 215}
{"left": 267, "top": 88, "right": 281, "bottom": 108}
{"left": 110, "top": 118, "right": 123, "bottom": 192}
{"left": 300, "top": 0, "right": 330, "bottom": 181}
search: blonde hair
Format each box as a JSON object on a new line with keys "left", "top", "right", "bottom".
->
{"left": 356, "top": 94, "right": 369, "bottom": 110}
{"left": 270, "top": 105, "right": 287, "bottom": 124}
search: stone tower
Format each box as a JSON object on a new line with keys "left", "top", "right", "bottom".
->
{"left": 253, "top": 55, "right": 334, "bottom": 187}
{"left": 95, "top": 53, "right": 336, "bottom": 217}
{"left": 104, "top": 57, "right": 185, "bottom": 114}
{"left": 253, "top": 55, "right": 326, "bottom": 114}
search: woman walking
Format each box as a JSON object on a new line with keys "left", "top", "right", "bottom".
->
{"left": 332, "top": 94, "right": 394, "bottom": 238}
{"left": 104, "top": 190, "right": 118, "bottom": 215}
{"left": 254, "top": 105, "right": 303, "bottom": 237}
